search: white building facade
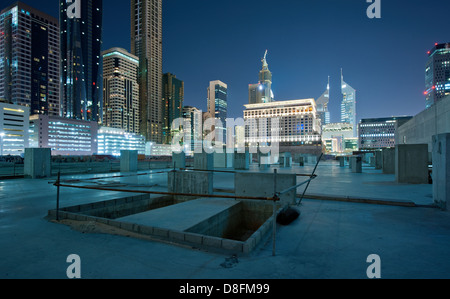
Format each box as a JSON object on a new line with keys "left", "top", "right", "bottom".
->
{"left": 0, "top": 101, "right": 29, "bottom": 156}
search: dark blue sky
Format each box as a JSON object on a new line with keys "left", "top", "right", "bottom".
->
{"left": 8, "top": 0, "right": 450, "bottom": 122}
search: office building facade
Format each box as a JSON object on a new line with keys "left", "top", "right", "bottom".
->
{"left": 207, "top": 80, "right": 228, "bottom": 144}
{"left": 102, "top": 48, "right": 140, "bottom": 134}
{"left": 425, "top": 43, "right": 450, "bottom": 108}
{"left": 359, "top": 116, "right": 413, "bottom": 150}
{"left": 60, "top": 0, "right": 103, "bottom": 122}
{"left": 322, "top": 123, "right": 357, "bottom": 154}
{"left": 0, "top": 101, "right": 30, "bottom": 156}
{"left": 244, "top": 99, "right": 322, "bottom": 147}
{"left": 0, "top": 2, "right": 60, "bottom": 116}
{"left": 29, "top": 115, "right": 98, "bottom": 156}
{"left": 131, "top": 0, "right": 163, "bottom": 143}
{"left": 97, "top": 127, "right": 146, "bottom": 156}
{"left": 340, "top": 70, "right": 357, "bottom": 137}
{"left": 162, "top": 73, "right": 184, "bottom": 144}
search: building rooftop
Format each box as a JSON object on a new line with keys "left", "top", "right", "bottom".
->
{"left": 1, "top": 161, "right": 449, "bottom": 279}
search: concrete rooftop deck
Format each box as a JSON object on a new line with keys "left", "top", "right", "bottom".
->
{"left": 1, "top": 161, "right": 449, "bottom": 279}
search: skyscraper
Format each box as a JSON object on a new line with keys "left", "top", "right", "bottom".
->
{"left": 425, "top": 42, "right": 450, "bottom": 108}
{"left": 249, "top": 50, "right": 274, "bottom": 104}
{"left": 162, "top": 73, "right": 184, "bottom": 144}
{"left": 0, "top": 2, "right": 60, "bottom": 116}
{"left": 102, "top": 47, "right": 140, "bottom": 134}
{"left": 316, "top": 76, "right": 330, "bottom": 126}
{"left": 131, "top": 0, "right": 163, "bottom": 143}
{"left": 60, "top": 0, "right": 103, "bottom": 123}
{"left": 340, "top": 69, "right": 357, "bottom": 137}
{"left": 207, "top": 80, "right": 228, "bottom": 144}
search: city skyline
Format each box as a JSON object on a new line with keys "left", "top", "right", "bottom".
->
{"left": 1, "top": 0, "right": 449, "bottom": 124}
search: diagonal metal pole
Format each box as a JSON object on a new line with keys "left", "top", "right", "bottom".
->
{"left": 298, "top": 153, "right": 323, "bottom": 205}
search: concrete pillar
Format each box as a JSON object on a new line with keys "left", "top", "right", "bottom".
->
{"left": 382, "top": 148, "right": 395, "bottom": 174}
{"left": 432, "top": 134, "right": 450, "bottom": 210}
{"left": 375, "top": 151, "right": 383, "bottom": 170}
{"left": 280, "top": 152, "right": 292, "bottom": 168}
{"left": 395, "top": 144, "right": 429, "bottom": 184}
{"left": 194, "top": 151, "right": 214, "bottom": 170}
{"left": 24, "top": 148, "right": 51, "bottom": 179}
{"left": 339, "top": 156, "right": 345, "bottom": 167}
{"left": 168, "top": 170, "right": 213, "bottom": 202}
{"left": 351, "top": 156, "right": 362, "bottom": 173}
{"left": 120, "top": 150, "right": 138, "bottom": 172}
{"left": 259, "top": 152, "right": 271, "bottom": 170}
{"left": 234, "top": 151, "right": 249, "bottom": 170}
{"left": 213, "top": 152, "right": 227, "bottom": 168}
{"left": 226, "top": 152, "right": 234, "bottom": 168}
{"left": 172, "top": 152, "right": 186, "bottom": 169}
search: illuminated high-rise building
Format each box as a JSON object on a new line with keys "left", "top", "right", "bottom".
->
{"left": 0, "top": 2, "right": 60, "bottom": 116}
{"left": 249, "top": 50, "right": 274, "bottom": 104}
{"left": 102, "top": 48, "right": 140, "bottom": 134}
{"left": 207, "top": 80, "right": 228, "bottom": 144}
{"left": 131, "top": 0, "right": 163, "bottom": 143}
{"left": 60, "top": 0, "right": 103, "bottom": 123}
{"left": 425, "top": 43, "right": 450, "bottom": 108}
{"left": 316, "top": 76, "right": 330, "bottom": 126}
{"left": 162, "top": 73, "right": 184, "bottom": 144}
{"left": 340, "top": 69, "right": 357, "bottom": 137}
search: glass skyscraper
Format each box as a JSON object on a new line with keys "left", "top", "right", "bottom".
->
{"left": 0, "top": 2, "right": 60, "bottom": 116}
{"left": 316, "top": 77, "right": 331, "bottom": 126}
{"left": 60, "top": 0, "right": 103, "bottom": 123}
{"left": 340, "top": 69, "right": 357, "bottom": 137}
{"left": 208, "top": 80, "right": 228, "bottom": 144}
{"left": 162, "top": 73, "right": 184, "bottom": 145}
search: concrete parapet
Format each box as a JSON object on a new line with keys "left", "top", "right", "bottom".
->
{"left": 120, "top": 150, "right": 138, "bottom": 172}
{"left": 24, "top": 148, "right": 52, "bottom": 179}
{"left": 432, "top": 134, "right": 450, "bottom": 210}
{"left": 395, "top": 144, "right": 429, "bottom": 184}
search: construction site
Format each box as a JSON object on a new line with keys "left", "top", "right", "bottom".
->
{"left": 1, "top": 147, "right": 450, "bottom": 280}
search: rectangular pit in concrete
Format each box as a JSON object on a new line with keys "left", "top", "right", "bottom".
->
{"left": 48, "top": 195, "right": 279, "bottom": 255}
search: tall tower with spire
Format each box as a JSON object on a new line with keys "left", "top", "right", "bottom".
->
{"left": 249, "top": 50, "right": 274, "bottom": 104}
{"left": 340, "top": 69, "right": 357, "bottom": 137}
{"left": 316, "top": 76, "right": 331, "bottom": 126}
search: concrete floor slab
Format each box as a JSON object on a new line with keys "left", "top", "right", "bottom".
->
{"left": 118, "top": 198, "right": 240, "bottom": 232}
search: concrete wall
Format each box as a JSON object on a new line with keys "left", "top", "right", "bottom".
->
{"left": 234, "top": 172, "right": 297, "bottom": 205}
{"left": 213, "top": 152, "right": 227, "bottom": 168}
{"left": 395, "top": 144, "right": 429, "bottom": 184}
{"left": 396, "top": 95, "right": 450, "bottom": 153}
{"left": 432, "top": 134, "right": 450, "bottom": 210}
{"left": 168, "top": 170, "right": 213, "bottom": 201}
{"left": 120, "top": 150, "right": 138, "bottom": 172}
{"left": 24, "top": 148, "right": 51, "bottom": 179}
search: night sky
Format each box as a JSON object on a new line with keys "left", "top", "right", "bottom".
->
{"left": 6, "top": 0, "right": 450, "bottom": 122}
